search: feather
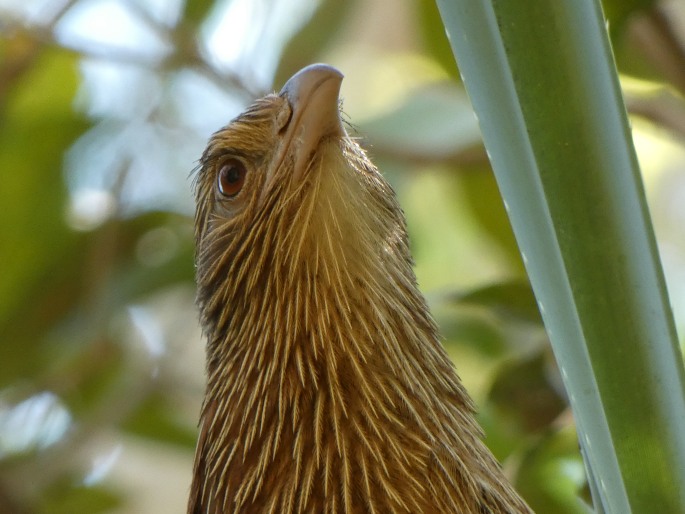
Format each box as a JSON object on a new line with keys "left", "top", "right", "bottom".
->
{"left": 189, "top": 64, "right": 533, "bottom": 514}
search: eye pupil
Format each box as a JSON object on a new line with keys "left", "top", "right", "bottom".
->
{"left": 225, "top": 167, "right": 241, "bottom": 183}
{"left": 218, "top": 159, "right": 246, "bottom": 197}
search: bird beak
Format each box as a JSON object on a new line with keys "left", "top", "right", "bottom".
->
{"left": 277, "top": 64, "right": 345, "bottom": 184}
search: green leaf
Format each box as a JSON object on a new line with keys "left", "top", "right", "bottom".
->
{"left": 437, "top": 0, "right": 685, "bottom": 511}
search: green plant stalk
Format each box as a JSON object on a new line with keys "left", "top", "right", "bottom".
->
{"left": 435, "top": 0, "right": 685, "bottom": 512}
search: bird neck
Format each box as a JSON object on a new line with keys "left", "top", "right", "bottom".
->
{"left": 190, "top": 146, "right": 529, "bottom": 513}
{"left": 192, "top": 231, "right": 487, "bottom": 512}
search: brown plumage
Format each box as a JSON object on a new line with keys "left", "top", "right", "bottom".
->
{"left": 189, "top": 64, "right": 533, "bottom": 514}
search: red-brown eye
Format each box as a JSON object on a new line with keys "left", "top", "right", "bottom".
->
{"left": 217, "top": 159, "right": 246, "bottom": 198}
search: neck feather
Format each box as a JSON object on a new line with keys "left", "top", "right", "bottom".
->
{"left": 190, "top": 141, "right": 529, "bottom": 514}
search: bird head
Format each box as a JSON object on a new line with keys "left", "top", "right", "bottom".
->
{"left": 193, "top": 64, "right": 410, "bottom": 344}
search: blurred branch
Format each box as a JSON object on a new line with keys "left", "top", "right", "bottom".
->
{"left": 120, "top": 0, "right": 172, "bottom": 35}
{"left": 47, "top": 0, "right": 81, "bottom": 24}
{"left": 0, "top": 32, "right": 41, "bottom": 103}
{"left": 627, "top": 89, "right": 685, "bottom": 143}
{"left": 118, "top": 0, "right": 264, "bottom": 97}
{"left": 628, "top": 3, "right": 685, "bottom": 97}
{"left": 0, "top": 484, "right": 25, "bottom": 514}
{"left": 366, "top": 139, "right": 489, "bottom": 168}
{"left": 0, "top": 2, "right": 262, "bottom": 103}
{"left": 0, "top": 0, "right": 77, "bottom": 102}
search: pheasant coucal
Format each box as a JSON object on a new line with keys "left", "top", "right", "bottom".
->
{"left": 189, "top": 64, "right": 533, "bottom": 514}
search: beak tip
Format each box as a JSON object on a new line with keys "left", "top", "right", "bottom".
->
{"left": 279, "top": 63, "right": 344, "bottom": 103}
{"left": 277, "top": 64, "right": 345, "bottom": 182}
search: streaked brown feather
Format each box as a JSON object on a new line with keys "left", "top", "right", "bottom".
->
{"left": 189, "top": 65, "right": 533, "bottom": 514}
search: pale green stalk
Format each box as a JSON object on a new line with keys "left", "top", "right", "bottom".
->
{"left": 435, "top": 1, "right": 685, "bottom": 512}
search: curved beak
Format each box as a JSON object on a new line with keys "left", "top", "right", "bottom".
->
{"left": 278, "top": 64, "right": 345, "bottom": 182}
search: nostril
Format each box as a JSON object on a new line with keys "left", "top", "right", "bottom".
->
{"left": 276, "top": 99, "right": 293, "bottom": 134}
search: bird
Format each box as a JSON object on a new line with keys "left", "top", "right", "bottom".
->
{"left": 189, "top": 63, "right": 533, "bottom": 514}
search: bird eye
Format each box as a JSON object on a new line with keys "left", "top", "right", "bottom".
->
{"left": 217, "top": 159, "right": 247, "bottom": 198}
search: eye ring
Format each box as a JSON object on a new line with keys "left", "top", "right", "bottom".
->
{"left": 217, "top": 158, "right": 247, "bottom": 198}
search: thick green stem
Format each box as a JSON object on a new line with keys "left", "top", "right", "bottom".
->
{"left": 435, "top": 0, "right": 685, "bottom": 512}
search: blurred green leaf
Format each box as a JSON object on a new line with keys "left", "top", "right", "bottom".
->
{"left": 53, "top": 338, "right": 126, "bottom": 416}
{"left": 37, "top": 479, "right": 121, "bottom": 514}
{"left": 182, "top": 0, "right": 217, "bottom": 27}
{"left": 456, "top": 281, "right": 542, "bottom": 325}
{"left": 604, "top": 0, "right": 663, "bottom": 83}
{"left": 107, "top": 213, "right": 195, "bottom": 306}
{"left": 517, "top": 426, "right": 591, "bottom": 514}
{"left": 417, "top": 0, "right": 460, "bottom": 79}
{"left": 438, "top": 308, "right": 506, "bottom": 357}
{"left": 438, "top": 303, "right": 507, "bottom": 357}
{"left": 122, "top": 392, "right": 197, "bottom": 449}
{"left": 488, "top": 352, "right": 566, "bottom": 433}
{"left": 0, "top": 209, "right": 193, "bottom": 388}
{"left": 601, "top": 0, "right": 655, "bottom": 35}
{"left": 0, "top": 46, "right": 90, "bottom": 386}
{"left": 0, "top": 239, "right": 89, "bottom": 387}
{"left": 361, "top": 82, "right": 480, "bottom": 161}
{"left": 459, "top": 167, "right": 527, "bottom": 275}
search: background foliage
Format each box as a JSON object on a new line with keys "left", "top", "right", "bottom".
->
{"left": 0, "top": 0, "right": 684, "bottom": 512}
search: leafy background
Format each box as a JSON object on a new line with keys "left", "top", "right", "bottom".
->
{"left": 1, "top": 0, "right": 684, "bottom": 512}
